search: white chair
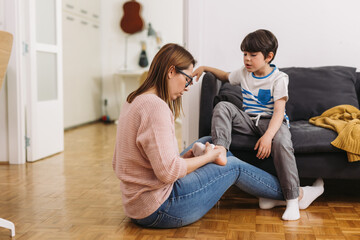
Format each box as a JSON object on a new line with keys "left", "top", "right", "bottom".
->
{"left": 0, "top": 219, "right": 15, "bottom": 237}
{"left": 0, "top": 30, "right": 15, "bottom": 238}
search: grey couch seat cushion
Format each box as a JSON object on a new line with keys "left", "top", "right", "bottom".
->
{"left": 230, "top": 120, "right": 341, "bottom": 154}
{"left": 289, "top": 121, "right": 341, "bottom": 153}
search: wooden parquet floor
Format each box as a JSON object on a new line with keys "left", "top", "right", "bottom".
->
{"left": 1, "top": 122, "right": 360, "bottom": 239}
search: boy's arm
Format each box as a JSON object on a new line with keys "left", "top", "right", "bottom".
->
{"left": 254, "top": 97, "right": 286, "bottom": 159}
{"left": 192, "top": 66, "right": 230, "bottom": 82}
{"left": 264, "top": 97, "right": 286, "bottom": 138}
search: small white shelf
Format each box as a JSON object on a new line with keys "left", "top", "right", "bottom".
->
{"left": 113, "top": 69, "right": 147, "bottom": 112}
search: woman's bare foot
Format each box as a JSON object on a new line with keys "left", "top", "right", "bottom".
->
{"left": 214, "top": 145, "right": 227, "bottom": 166}
{"left": 191, "top": 142, "right": 227, "bottom": 166}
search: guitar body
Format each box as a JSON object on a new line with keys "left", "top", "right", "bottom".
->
{"left": 120, "top": 0, "right": 144, "bottom": 34}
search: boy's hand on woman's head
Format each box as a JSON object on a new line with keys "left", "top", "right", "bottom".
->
{"left": 192, "top": 66, "right": 205, "bottom": 82}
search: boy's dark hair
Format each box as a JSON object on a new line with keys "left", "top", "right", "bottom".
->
{"left": 240, "top": 29, "right": 278, "bottom": 63}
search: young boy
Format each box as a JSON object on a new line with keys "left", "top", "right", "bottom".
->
{"left": 192, "top": 29, "right": 324, "bottom": 221}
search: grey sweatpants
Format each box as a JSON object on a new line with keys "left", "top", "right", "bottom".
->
{"left": 211, "top": 101, "right": 300, "bottom": 200}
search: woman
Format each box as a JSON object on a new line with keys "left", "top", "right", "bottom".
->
{"left": 112, "top": 43, "right": 323, "bottom": 228}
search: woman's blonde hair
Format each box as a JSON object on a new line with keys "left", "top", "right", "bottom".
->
{"left": 127, "top": 43, "right": 196, "bottom": 119}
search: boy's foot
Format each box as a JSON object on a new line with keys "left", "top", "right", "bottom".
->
{"left": 282, "top": 199, "right": 300, "bottom": 221}
{"left": 259, "top": 178, "right": 324, "bottom": 219}
{"left": 260, "top": 198, "right": 300, "bottom": 220}
{"left": 299, "top": 178, "right": 324, "bottom": 209}
{"left": 259, "top": 198, "right": 286, "bottom": 209}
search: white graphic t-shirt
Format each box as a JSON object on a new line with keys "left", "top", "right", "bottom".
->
{"left": 228, "top": 64, "right": 289, "bottom": 125}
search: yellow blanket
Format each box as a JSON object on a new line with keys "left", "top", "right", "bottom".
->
{"left": 309, "top": 104, "right": 360, "bottom": 162}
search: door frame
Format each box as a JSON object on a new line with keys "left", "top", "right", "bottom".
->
{"left": 3, "top": 0, "right": 26, "bottom": 164}
{"left": 26, "top": 0, "right": 64, "bottom": 162}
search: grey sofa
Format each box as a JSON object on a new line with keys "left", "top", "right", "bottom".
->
{"left": 199, "top": 66, "right": 360, "bottom": 179}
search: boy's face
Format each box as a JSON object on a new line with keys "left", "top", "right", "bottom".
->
{"left": 243, "top": 51, "right": 272, "bottom": 75}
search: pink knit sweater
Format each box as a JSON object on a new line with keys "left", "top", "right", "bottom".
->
{"left": 112, "top": 94, "right": 187, "bottom": 219}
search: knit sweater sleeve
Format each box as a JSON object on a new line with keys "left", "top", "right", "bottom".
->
{"left": 136, "top": 98, "right": 187, "bottom": 183}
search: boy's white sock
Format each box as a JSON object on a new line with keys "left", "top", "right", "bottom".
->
{"left": 192, "top": 142, "right": 214, "bottom": 157}
{"left": 259, "top": 198, "right": 286, "bottom": 209}
{"left": 282, "top": 199, "right": 300, "bottom": 221}
{"left": 299, "top": 178, "right": 324, "bottom": 209}
{"left": 259, "top": 178, "right": 324, "bottom": 219}
{"left": 259, "top": 198, "right": 300, "bottom": 220}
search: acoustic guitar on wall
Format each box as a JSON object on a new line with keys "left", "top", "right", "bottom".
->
{"left": 120, "top": 0, "right": 144, "bottom": 34}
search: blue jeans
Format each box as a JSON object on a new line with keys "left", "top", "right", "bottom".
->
{"left": 131, "top": 136, "right": 284, "bottom": 228}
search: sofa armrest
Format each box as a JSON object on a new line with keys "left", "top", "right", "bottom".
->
{"left": 356, "top": 72, "right": 360, "bottom": 105}
{"left": 199, "top": 72, "right": 221, "bottom": 137}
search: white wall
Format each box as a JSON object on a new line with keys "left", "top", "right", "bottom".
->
{"left": 181, "top": 0, "right": 204, "bottom": 150}
{"left": 0, "top": 0, "right": 3, "bottom": 29}
{"left": 0, "top": 0, "right": 7, "bottom": 162}
{"left": 0, "top": 77, "right": 8, "bottom": 163}
{"left": 62, "top": 0, "right": 102, "bottom": 128}
{"left": 199, "top": 0, "right": 360, "bottom": 70}
{"left": 101, "top": 0, "right": 183, "bottom": 120}
{"left": 182, "top": 0, "right": 360, "bottom": 147}
{"left": 0, "top": 0, "right": 26, "bottom": 164}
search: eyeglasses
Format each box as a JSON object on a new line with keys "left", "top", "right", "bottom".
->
{"left": 175, "top": 67, "right": 193, "bottom": 88}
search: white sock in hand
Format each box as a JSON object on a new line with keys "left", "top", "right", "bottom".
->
{"left": 192, "top": 142, "right": 214, "bottom": 157}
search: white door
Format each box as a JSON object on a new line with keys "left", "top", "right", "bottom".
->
{"left": 26, "top": 0, "right": 64, "bottom": 162}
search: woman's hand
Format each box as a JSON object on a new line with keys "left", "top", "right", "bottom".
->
{"left": 182, "top": 149, "right": 194, "bottom": 158}
{"left": 203, "top": 142, "right": 218, "bottom": 158}
{"left": 254, "top": 134, "right": 272, "bottom": 159}
{"left": 184, "top": 142, "right": 226, "bottom": 174}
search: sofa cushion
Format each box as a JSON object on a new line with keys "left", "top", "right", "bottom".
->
{"left": 289, "top": 121, "right": 341, "bottom": 153}
{"left": 213, "top": 82, "right": 243, "bottom": 110}
{"left": 356, "top": 72, "right": 360, "bottom": 104}
{"left": 282, "top": 66, "right": 359, "bottom": 121}
{"left": 230, "top": 134, "right": 258, "bottom": 152}
{"left": 230, "top": 120, "right": 341, "bottom": 154}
